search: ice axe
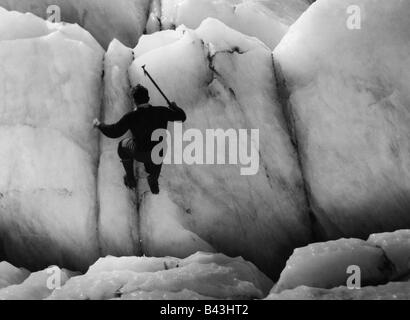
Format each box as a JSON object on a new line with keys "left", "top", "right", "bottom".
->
{"left": 142, "top": 65, "right": 172, "bottom": 106}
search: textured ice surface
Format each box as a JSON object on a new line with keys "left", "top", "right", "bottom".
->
{"left": 0, "top": 7, "right": 310, "bottom": 278}
{"left": 98, "top": 39, "right": 139, "bottom": 257}
{"left": 0, "top": 8, "right": 104, "bottom": 271}
{"left": 0, "top": 262, "right": 30, "bottom": 289}
{"left": 267, "top": 282, "right": 410, "bottom": 300}
{"left": 47, "top": 252, "right": 273, "bottom": 300}
{"left": 149, "top": 0, "right": 310, "bottom": 49}
{"left": 273, "top": 0, "right": 410, "bottom": 239}
{"left": 274, "top": 238, "right": 392, "bottom": 292}
{"left": 368, "top": 230, "right": 410, "bottom": 280}
{"left": 139, "top": 191, "right": 216, "bottom": 258}
{"left": 0, "top": 267, "right": 75, "bottom": 300}
{"left": 0, "top": 0, "right": 151, "bottom": 48}
{"left": 129, "top": 18, "right": 311, "bottom": 278}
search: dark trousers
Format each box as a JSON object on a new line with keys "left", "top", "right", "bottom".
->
{"left": 118, "top": 138, "right": 162, "bottom": 180}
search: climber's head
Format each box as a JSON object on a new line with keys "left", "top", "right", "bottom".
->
{"left": 131, "top": 84, "right": 150, "bottom": 106}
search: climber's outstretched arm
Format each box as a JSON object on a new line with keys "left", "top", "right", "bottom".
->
{"left": 93, "top": 113, "right": 132, "bottom": 139}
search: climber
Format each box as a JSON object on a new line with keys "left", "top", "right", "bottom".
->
{"left": 93, "top": 84, "right": 186, "bottom": 194}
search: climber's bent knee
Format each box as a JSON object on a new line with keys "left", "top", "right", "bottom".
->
{"left": 118, "top": 138, "right": 135, "bottom": 160}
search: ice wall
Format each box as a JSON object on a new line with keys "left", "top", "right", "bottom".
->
{"left": 147, "top": 0, "right": 310, "bottom": 49}
{"left": 273, "top": 0, "right": 410, "bottom": 240}
{"left": 129, "top": 18, "right": 312, "bottom": 278}
{"left": 0, "top": 0, "right": 151, "bottom": 49}
{"left": 0, "top": 8, "right": 104, "bottom": 271}
{"left": 97, "top": 40, "right": 140, "bottom": 257}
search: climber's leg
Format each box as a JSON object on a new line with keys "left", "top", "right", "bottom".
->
{"left": 118, "top": 138, "right": 137, "bottom": 189}
{"left": 144, "top": 161, "right": 162, "bottom": 195}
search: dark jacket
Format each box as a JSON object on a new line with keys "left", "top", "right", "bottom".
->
{"left": 98, "top": 104, "right": 186, "bottom": 152}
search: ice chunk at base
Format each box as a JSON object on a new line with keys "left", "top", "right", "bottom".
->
{"left": 0, "top": 267, "right": 75, "bottom": 300}
{"left": 273, "top": 0, "right": 410, "bottom": 240}
{"left": 129, "top": 18, "right": 311, "bottom": 279}
{"left": 266, "top": 282, "right": 410, "bottom": 300}
{"left": 0, "top": 262, "right": 30, "bottom": 289}
{"left": 274, "top": 238, "right": 392, "bottom": 293}
{"left": 368, "top": 230, "right": 410, "bottom": 280}
{"left": 48, "top": 252, "right": 273, "bottom": 300}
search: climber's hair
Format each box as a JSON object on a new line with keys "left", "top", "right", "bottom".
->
{"left": 131, "top": 84, "right": 150, "bottom": 105}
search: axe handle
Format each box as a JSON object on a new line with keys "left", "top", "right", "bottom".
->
{"left": 142, "top": 66, "right": 172, "bottom": 106}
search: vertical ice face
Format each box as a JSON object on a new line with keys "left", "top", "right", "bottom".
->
{"left": 129, "top": 18, "right": 312, "bottom": 278}
{"left": 98, "top": 40, "right": 140, "bottom": 257}
{"left": 0, "top": 0, "right": 152, "bottom": 49}
{"left": 148, "top": 0, "right": 310, "bottom": 49}
{"left": 273, "top": 0, "right": 410, "bottom": 240}
{"left": 0, "top": 8, "right": 104, "bottom": 271}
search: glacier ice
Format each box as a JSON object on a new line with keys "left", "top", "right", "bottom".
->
{"left": 0, "top": 262, "right": 30, "bottom": 289}
{"left": 0, "top": 7, "right": 104, "bottom": 271}
{"left": 266, "top": 281, "right": 410, "bottom": 300}
{"left": 2, "top": 232, "right": 410, "bottom": 300}
{"left": 0, "top": 266, "right": 76, "bottom": 300}
{"left": 273, "top": 0, "right": 410, "bottom": 240}
{"left": 273, "top": 238, "right": 392, "bottom": 293}
{"left": 147, "top": 0, "right": 310, "bottom": 49}
{"left": 368, "top": 230, "right": 410, "bottom": 280}
{"left": 98, "top": 39, "right": 140, "bottom": 257}
{"left": 129, "top": 18, "right": 312, "bottom": 278}
{"left": 46, "top": 252, "right": 273, "bottom": 300}
{"left": 0, "top": 0, "right": 151, "bottom": 48}
{"left": 0, "top": 7, "right": 312, "bottom": 279}
{"left": 138, "top": 191, "right": 217, "bottom": 258}
{"left": 2, "top": 0, "right": 410, "bottom": 300}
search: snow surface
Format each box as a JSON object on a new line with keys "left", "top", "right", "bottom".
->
{"left": 148, "top": 0, "right": 310, "bottom": 49}
{"left": 129, "top": 18, "right": 312, "bottom": 278}
{"left": 273, "top": 0, "right": 410, "bottom": 240}
{"left": 46, "top": 252, "right": 273, "bottom": 300}
{"left": 0, "top": 8, "right": 104, "bottom": 271}
{"left": 0, "top": 0, "right": 151, "bottom": 48}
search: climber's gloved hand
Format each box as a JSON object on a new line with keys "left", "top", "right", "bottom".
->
{"left": 93, "top": 118, "right": 101, "bottom": 129}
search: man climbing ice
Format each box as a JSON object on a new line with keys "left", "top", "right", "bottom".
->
{"left": 93, "top": 84, "right": 186, "bottom": 194}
